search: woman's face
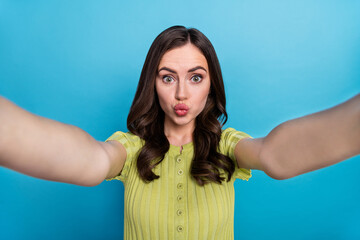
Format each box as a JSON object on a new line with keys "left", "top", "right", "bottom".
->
{"left": 155, "top": 43, "right": 211, "bottom": 129}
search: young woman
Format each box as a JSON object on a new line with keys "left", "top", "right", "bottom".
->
{"left": 0, "top": 26, "right": 359, "bottom": 239}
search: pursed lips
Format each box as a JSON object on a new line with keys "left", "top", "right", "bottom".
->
{"left": 174, "top": 103, "right": 189, "bottom": 116}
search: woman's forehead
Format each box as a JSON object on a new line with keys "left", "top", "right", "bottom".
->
{"left": 158, "top": 43, "right": 208, "bottom": 72}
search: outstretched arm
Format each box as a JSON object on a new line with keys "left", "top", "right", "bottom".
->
{"left": 0, "top": 96, "right": 125, "bottom": 186}
{"left": 258, "top": 93, "right": 360, "bottom": 179}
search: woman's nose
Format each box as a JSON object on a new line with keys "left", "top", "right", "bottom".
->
{"left": 175, "top": 81, "right": 188, "bottom": 100}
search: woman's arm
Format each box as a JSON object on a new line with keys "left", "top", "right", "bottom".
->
{"left": 0, "top": 96, "right": 125, "bottom": 186}
{"left": 259, "top": 93, "right": 360, "bottom": 180}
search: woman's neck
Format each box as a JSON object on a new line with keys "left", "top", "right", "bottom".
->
{"left": 164, "top": 120, "right": 195, "bottom": 147}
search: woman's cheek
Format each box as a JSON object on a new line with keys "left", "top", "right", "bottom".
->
{"left": 158, "top": 94, "right": 172, "bottom": 113}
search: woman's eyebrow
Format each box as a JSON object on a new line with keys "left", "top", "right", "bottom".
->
{"left": 158, "top": 66, "right": 207, "bottom": 73}
{"left": 158, "top": 67, "right": 176, "bottom": 73}
{"left": 188, "top": 66, "right": 207, "bottom": 73}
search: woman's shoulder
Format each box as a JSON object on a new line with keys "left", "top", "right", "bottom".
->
{"left": 105, "top": 131, "right": 144, "bottom": 149}
{"left": 219, "top": 127, "right": 253, "bottom": 153}
{"left": 104, "top": 131, "right": 144, "bottom": 183}
{"left": 220, "top": 127, "right": 253, "bottom": 181}
{"left": 221, "top": 127, "right": 252, "bottom": 140}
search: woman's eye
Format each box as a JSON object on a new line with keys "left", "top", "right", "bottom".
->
{"left": 191, "top": 75, "right": 202, "bottom": 83}
{"left": 162, "top": 76, "right": 174, "bottom": 83}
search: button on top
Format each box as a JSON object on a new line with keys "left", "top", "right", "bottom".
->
{"left": 177, "top": 195, "right": 183, "bottom": 201}
{"left": 177, "top": 225, "right": 183, "bottom": 232}
{"left": 177, "top": 209, "right": 183, "bottom": 216}
{"left": 177, "top": 183, "right": 183, "bottom": 189}
{"left": 178, "top": 169, "right": 184, "bottom": 175}
{"left": 176, "top": 158, "right": 182, "bottom": 163}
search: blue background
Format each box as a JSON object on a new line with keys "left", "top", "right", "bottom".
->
{"left": 1, "top": 1, "right": 360, "bottom": 239}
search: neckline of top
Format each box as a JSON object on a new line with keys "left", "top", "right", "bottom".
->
{"left": 169, "top": 141, "right": 193, "bottom": 153}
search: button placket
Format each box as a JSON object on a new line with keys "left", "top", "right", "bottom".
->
{"left": 175, "top": 152, "right": 186, "bottom": 238}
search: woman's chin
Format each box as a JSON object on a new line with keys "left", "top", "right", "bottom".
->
{"left": 166, "top": 116, "right": 195, "bottom": 128}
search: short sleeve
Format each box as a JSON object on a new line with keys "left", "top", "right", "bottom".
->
{"left": 104, "top": 131, "right": 143, "bottom": 183}
{"left": 219, "top": 127, "right": 253, "bottom": 181}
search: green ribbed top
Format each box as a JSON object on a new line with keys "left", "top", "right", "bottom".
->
{"left": 105, "top": 127, "right": 252, "bottom": 240}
